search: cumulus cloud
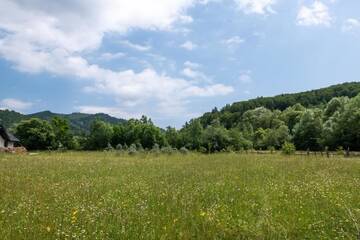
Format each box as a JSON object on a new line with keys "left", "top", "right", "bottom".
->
{"left": 222, "top": 36, "right": 245, "bottom": 47}
{"left": 182, "top": 61, "right": 212, "bottom": 83}
{"left": 234, "top": 0, "right": 277, "bottom": 15}
{"left": 180, "top": 41, "right": 198, "bottom": 50}
{"left": 0, "top": 98, "right": 33, "bottom": 111}
{"left": 297, "top": 1, "right": 332, "bottom": 27}
{"left": 0, "top": 0, "right": 233, "bottom": 118}
{"left": 184, "top": 61, "right": 201, "bottom": 69}
{"left": 119, "top": 40, "right": 151, "bottom": 52}
{"left": 100, "top": 52, "right": 125, "bottom": 61}
{"left": 239, "top": 72, "right": 252, "bottom": 83}
{"left": 342, "top": 18, "right": 360, "bottom": 32}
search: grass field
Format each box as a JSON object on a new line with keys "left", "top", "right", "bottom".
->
{"left": 0, "top": 152, "right": 359, "bottom": 239}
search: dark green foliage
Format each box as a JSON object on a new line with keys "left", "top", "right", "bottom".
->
{"left": 86, "top": 120, "right": 113, "bottom": 150}
{"left": 293, "top": 110, "right": 323, "bottom": 151}
{"left": 0, "top": 110, "right": 25, "bottom": 128}
{"left": 15, "top": 118, "right": 55, "bottom": 150}
{"left": 5, "top": 82, "right": 360, "bottom": 152}
{"left": 111, "top": 116, "right": 165, "bottom": 150}
{"left": 202, "top": 120, "right": 231, "bottom": 152}
{"left": 51, "top": 117, "right": 74, "bottom": 150}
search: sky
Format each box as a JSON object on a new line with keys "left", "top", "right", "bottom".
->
{"left": 0, "top": 0, "right": 360, "bottom": 128}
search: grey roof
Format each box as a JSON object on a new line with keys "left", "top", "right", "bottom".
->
{"left": 0, "top": 125, "right": 20, "bottom": 142}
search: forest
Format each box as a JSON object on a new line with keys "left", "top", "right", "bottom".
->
{"left": 8, "top": 82, "right": 360, "bottom": 152}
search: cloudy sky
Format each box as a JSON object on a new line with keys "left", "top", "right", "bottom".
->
{"left": 0, "top": 0, "right": 360, "bottom": 127}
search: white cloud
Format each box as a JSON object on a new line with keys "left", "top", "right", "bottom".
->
{"left": 222, "top": 36, "right": 245, "bottom": 47}
{"left": 100, "top": 52, "right": 125, "bottom": 61}
{"left": 120, "top": 40, "right": 151, "bottom": 52}
{"left": 83, "top": 68, "right": 232, "bottom": 111}
{"left": 239, "top": 71, "right": 252, "bottom": 83}
{"left": 182, "top": 61, "right": 211, "bottom": 83}
{"left": 234, "top": 0, "right": 277, "bottom": 15}
{"left": 182, "top": 68, "right": 211, "bottom": 83}
{"left": 297, "top": 1, "right": 332, "bottom": 27}
{"left": 184, "top": 61, "right": 201, "bottom": 69}
{"left": 179, "top": 15, "right": 194, "bottom": 24}
{"left": 180, "top": 41, "right": 197, "bottom": 50}
{"left": 0, "top": 98, "right": 33, "bottom": 111}
{"left": 0, "top": 0, "right": 234, "bottom": 118}
{"left": 342, "top": 18, "right": 360, "bottom": 32}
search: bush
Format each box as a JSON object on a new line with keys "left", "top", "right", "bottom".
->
{"left": 199, "top": 147, "right": 208, "bottom": 154}
{"left": 336, "top": 146, "right": 344, "bottom": 156}
{"left": 128, "top": 144, "right": 137, "bottom": 155}
{"left": 136, "top": 143, "right": 144, "bottom": 152}
{"left": 225, "top": 146, "right": 235, "bottom": 153}
{"left": 151, "top": 143, "right": 160, "bottom": 154}
{"left": 104, "top": 143, "right": 114, "bottom": 151}
{"left": 180, "top": 147, "right": 189, "bottom": 154}
{"left": 267, "top": 146, "right": 275, "bottom": 154}
{"left": 161, "top": 146, "right": 174, "bottom": 155}
{"left": 282, "top": 142, "right": 296, "bottom": 155}
{"left": 123, "top": 144, "right": 128, "bottom": 151}
{"left": 116, "top": 144, "right": 123, "bottom": 151}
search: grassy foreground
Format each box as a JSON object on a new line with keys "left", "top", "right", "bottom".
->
{"left": 0, "top": 152, "right": 359, "bottom": 239}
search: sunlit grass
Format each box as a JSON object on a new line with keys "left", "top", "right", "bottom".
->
{"left": 0, "top": 152, "right": 359, "bottom": 239}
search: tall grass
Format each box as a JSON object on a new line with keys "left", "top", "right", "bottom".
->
{"left": 0, "top": 152, "right": 359, "bottom": 239}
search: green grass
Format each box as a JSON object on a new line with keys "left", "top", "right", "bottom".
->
{"left": 0, "top": 152, "right": 359, "bottom": 239}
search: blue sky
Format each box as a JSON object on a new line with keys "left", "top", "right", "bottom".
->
{"left": 0, "top": 0, "right": 360, "bottom": 127}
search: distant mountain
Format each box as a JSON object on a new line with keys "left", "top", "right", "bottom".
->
{"left": 0, "top": 110, "right": 126, "bottom": 134}
{"left": 199, "top": 82, "right": 360, "bottom": 128}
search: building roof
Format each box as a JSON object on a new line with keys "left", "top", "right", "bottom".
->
{"left": 0, "top": 125, "right": 20, "bottom": 142}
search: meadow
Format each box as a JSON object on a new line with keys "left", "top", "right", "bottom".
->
{"left": 0, "top": 152, "right": 359, "bottom": 240}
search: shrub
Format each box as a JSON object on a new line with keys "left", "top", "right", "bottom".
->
{"left": 199, "top": 147, "right": 208, "bottom": 154}
{"left": 180, "top": 147, "right": 189, "bottom": 154}
{"left": 136, "top": 143, "right": 144, "bottom": 152}
{"left": 282, "top": 142, "right": 296, "bottom": 155}
{"left": 105, "top": 143, "right": 114, "bottom": 151}
{"left": 128, "top": 144, "right": 137, "bottom": 155}
{"left": 116, "top": 144, "right": 123, "bottom": 151}
{"left": 336, "top": 146, "right": 344, "bottom": 156}
{"left": 161, "top": 146, "right": 174, "bottom": 155}
{"left": 267, "top": 146, "right": 275, "bottom": 154}
{"left": 151, "top": 144, "right": 160, "bottom": 154}
{"left": 225, "top": 146, "right": 235, "bottom": 153}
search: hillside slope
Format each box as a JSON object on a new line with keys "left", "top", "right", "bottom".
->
{"left": 199, "top": 82, "right": 360, "bottom": 128}
{"left": 0, "top": 110, "right": 125, "bottom": 134}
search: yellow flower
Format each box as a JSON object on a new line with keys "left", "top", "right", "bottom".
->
{"left": 200, "top": 211, "right": 206, "bottom": 217}
{"left": 46, "top": 226, "right": 51, "bottom": 232}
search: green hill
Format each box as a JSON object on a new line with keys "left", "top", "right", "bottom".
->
{"left": 0, "top": 110, "right": 126, "bottom": 134}
{"left": 199, "top": 82, "right": 360, "bottom": 128}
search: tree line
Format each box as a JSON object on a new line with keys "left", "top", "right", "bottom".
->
{"left": 12, "top": 92, "right": 360, "bottom": 152}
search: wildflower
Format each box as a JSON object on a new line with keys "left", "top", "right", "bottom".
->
{"left": 71, "top": 209, "right": 78, "bottom": 224}
{"left": 200, "top": 211, "right": 206, "bottom": 217}
{"left": 46, "top": 226, "right": 51, "bottom": 232}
